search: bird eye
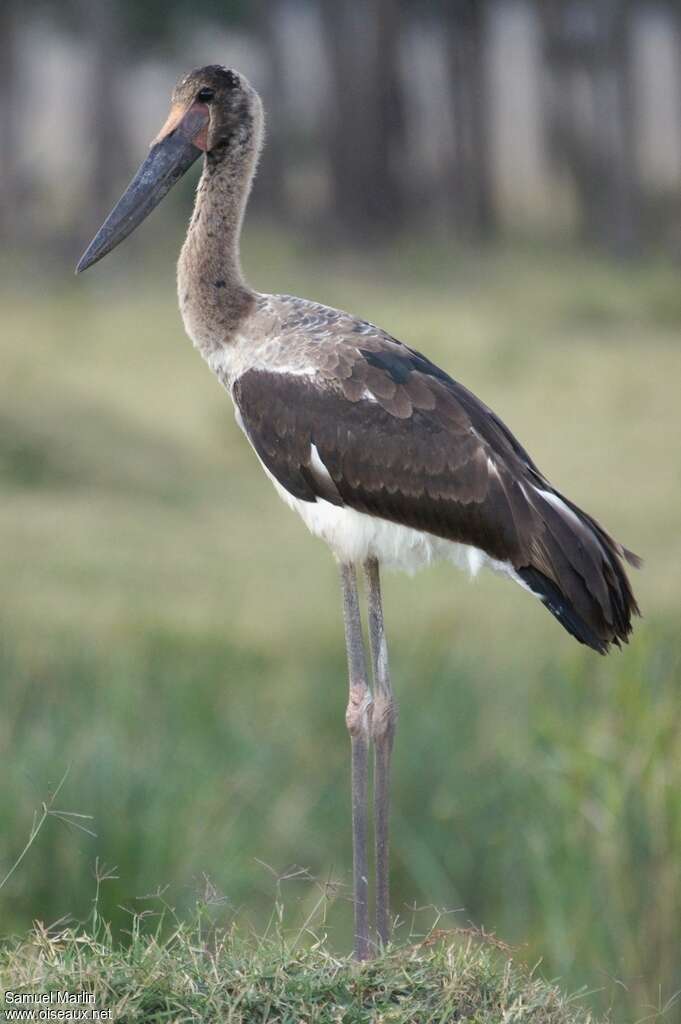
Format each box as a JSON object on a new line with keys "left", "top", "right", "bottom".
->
{"left": 197, "top": 87, "right": 214, "bottom": 102}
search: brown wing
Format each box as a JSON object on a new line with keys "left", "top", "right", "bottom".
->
{"left": 233, "top": 338, "right": 639, "bottom": 653}
{"left": 234, "top": 361, "right": 531, "bottom": 560}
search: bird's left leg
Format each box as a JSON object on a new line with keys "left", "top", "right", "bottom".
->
{"left": 364, "top": 557, "right": 397, "bottom": 948}
{"left": 339, "top": 561, "right": 373, "bottom": 961}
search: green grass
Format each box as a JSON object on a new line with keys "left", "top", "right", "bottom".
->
{"left": 1, "top": 233, "right": 681, "bottom": 1021}
{"left": 0, "top": 910, "right": 603, "bottom": 1023}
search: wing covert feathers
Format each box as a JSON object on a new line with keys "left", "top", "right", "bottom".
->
{"left": 233, "top": 330, "right": 640, "bottom": 654}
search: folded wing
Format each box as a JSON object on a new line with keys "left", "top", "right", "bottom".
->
{"left": 233, "top": 335, "right": 639, "bottom": 653}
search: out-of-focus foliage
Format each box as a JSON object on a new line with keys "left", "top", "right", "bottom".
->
{"left": 26, "top": 0, "right": 251, "bottom": 44}
{"left": 3, "top": 1, "right": 681, "bottom": 254}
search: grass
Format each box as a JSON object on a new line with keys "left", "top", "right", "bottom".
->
{"left": 0, "top": 907, "right": 604, "bottom": 1023}
{"left": 1, "top": 231, "right": 681, "bottom": 1021}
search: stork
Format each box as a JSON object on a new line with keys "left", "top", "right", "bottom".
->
{"left": 77, "top": 66, "right": 640, "bottom": 961}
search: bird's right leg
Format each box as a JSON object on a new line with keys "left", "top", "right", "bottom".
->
{"left": 364, "top": 557, "right": 397, "bottom": 949}
{"left": 339, "top": 561, "right": 373, "bottom": 961}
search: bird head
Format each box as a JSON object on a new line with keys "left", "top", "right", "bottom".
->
{"left": 167, "top": 65, "right": 263, "bottom": 155}
{"left": 76, "top": 65, "right": 262, "bottom": 274}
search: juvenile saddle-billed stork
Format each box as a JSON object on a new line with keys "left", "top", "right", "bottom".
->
{"left": 77, "top": 66, "right": 640, "bottom": 960}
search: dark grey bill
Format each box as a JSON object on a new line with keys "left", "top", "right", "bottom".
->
{"left": 76, "top": 129, "right": 203, "bottom": 274}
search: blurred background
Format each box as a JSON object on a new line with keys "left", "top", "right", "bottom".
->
{"left": 1, "top": 1, "right": 680, "bottom": 1020}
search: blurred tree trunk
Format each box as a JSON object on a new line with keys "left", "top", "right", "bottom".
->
{"left": 320, "top": 0, "right": 405, "bottom": 238}
{"left": 443, "top": 0, "right": 495, "bottom": 238}
{"left": 251, "top": 0, "right": 287, "bottom": 219}
{"left": 540, "top": 0, "right": 640, "bottom": 255}
{"left": 80, "top": 1, "right": 130, "bottom": 220}
{"left": 0, "top": 0, "right": 20, "bottom": 239}
{"left": 667, "top": 1, "right": 681, "bottom": 230}
{"left": 608, "top": 1, "right": 639, "bottom": 255}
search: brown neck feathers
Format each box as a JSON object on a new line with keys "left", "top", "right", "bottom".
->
{"left": 177, "top": 113, "right": 263, "bottom": 353}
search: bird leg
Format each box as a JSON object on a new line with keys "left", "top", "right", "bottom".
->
{"left": 364, "top": 557, "right": 397, "bottom": 948}
{"left": 339, "top": 562, "right": 373, "bottom": 961}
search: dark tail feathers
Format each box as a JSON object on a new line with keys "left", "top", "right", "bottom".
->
{"left": 517, "top": 489, "right": 641, "bottom": 655}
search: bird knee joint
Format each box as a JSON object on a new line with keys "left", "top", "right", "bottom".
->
{"left": 371, "top": 693, "right": 397, "bottom": 743}
{"left": 346, "top": 686, "right": 372, "bottom": 739}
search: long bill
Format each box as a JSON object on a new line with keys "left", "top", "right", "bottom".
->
{"left": 76, "top": 104, "right": 209, "bottom": 274}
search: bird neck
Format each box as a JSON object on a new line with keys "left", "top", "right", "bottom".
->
{"left": 178, "top": 141, "right": 259, "bottom": 353}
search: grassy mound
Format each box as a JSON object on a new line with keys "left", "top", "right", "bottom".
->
{"left": 0, "top": 920, "right": 598, "bottom": 1024}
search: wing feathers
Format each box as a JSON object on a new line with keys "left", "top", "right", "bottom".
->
{"left": 233, "top": 349, "right": 639, "bottom": 653}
